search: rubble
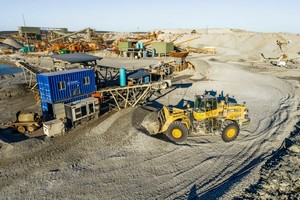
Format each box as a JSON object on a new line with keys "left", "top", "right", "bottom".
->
{"left": 288, "top": 144, "right": 300, "bottom": 153}
{"left": 238, "top": 125, "right": 300, "bottom": 199}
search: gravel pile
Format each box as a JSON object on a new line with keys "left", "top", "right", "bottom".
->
{"left": 237, "top": 123, "right": 300, "bottom": 199}
{"left": 0, "top": 84, "right": 28, "bottom": 100}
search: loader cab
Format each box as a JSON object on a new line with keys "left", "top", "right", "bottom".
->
{"left": 194, "top": 95, "right": 217, "bottom": 113}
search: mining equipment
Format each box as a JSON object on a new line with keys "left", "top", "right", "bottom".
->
{"left": 143, "top": 91, "right": 250, "bottom": 143}
{"left": 4, "top": 111, "right": 42, "bottom": 133}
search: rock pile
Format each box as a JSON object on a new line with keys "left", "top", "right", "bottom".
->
{"left": 238, "top": 124, "right": 300, "bottom": 199}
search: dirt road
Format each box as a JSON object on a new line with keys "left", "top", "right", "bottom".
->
{"left": 0, "top": 59, "right": 299, "bottom": 199}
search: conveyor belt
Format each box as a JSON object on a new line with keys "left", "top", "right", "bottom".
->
{"left": 17, "top": 61, "right": 40, "bottom": 75}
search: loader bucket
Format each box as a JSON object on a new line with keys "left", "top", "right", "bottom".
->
{"left": 141, "top": 111, "right": 160, "bottom": 135}
{"left": 141, "top": 107, "right": 168, "bottom": 135}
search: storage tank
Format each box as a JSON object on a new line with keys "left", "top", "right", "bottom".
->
{"left": 119, "top": 68, "right": 126, "bottom": 86}
{"left": 152, "top": 49, "right": 156, "bottom": 57}
{"left": 140, "top": 42, "right": 144, "bottom": 49}
{"left": 136, "top": 42, "right": 140, "bottom": 49}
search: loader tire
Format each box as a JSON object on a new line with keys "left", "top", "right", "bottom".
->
{"left": 166, "top": 121, "right": 188, "bottom": 143}
{"left": 221, "top": 121, "right": 239, "bottom": 142}
{"left": 27, "top": 125, "right": 36, "bottom": 133}
{"left": 17, "top": 126, "right": 26, "bottom": 134}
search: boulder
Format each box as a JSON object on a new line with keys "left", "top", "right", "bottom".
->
{"left": 288, "top": 144, "right": 300, "bottom": 153}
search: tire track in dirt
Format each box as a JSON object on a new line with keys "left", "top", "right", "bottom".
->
{"left": 173, "top": 62, "right": 299, "bottom": 199}
{"left": 1, "top": 59, "right": 299, "bottom": 199}
{"left": 0, "top": 112, "right": 115, "bottom": 191}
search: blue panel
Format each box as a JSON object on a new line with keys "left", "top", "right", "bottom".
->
{"left": 143, "top": 76, "right": 150, "bottom": 83}
{"left": 37, "top": 69, "right": 96, "bottom": 103}
{"left": 41, "top": 101, "right": 48, "bottom": 113}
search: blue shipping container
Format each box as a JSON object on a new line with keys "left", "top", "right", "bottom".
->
{"left": 37, "top": 69, "right": 96, "bottom": 104}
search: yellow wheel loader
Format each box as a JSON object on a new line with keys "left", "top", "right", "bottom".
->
{"left": 143, "top": 91, "right": 250, "bottom": 143}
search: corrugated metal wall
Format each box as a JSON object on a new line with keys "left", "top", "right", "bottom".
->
{"left": 118, "top": 41, "right": 133, "bottom": 51}
{"left": 151, "top": 42, "right": 174, "bottom": 54}
{"left": 37, "top": 69, "right": 96, "bottom": 104}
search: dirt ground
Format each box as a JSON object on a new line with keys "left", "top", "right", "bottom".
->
{"left": 0, "top": 30, "right": 300, "bottom": 199}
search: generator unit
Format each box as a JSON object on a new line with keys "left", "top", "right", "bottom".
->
{"left": 43, "top": 119, "right": 65, "bottom": 137}
{"left": 64, "top": 97, "right": 99, "bottom": 125}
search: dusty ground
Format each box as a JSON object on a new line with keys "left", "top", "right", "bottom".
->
{"left": 0, "top": 30, "right": 300, "bottom": 199}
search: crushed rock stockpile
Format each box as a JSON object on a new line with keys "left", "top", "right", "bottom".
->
{"left": 160, "top": 29, "right": 300, "bottom": 61}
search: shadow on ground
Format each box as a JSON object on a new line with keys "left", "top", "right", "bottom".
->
{"left": 0, "top": 128, "right": 29, "bottom": 143}
{"left": 180, "top": 156, "right": 263, "bottom": 200}
{"left": 146, "top": 83, "right": 193, "bottom": 109}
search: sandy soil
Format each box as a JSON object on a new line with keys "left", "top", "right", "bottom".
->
{"left": 0, "top": 30, "right": 299, "bottom": 199}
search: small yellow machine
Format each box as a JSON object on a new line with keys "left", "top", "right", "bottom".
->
{"left": 4, "top": 111, "right": 42, "bottom": 134}
{"left": 144, "top": 91, "right": 250, "bottom": 143}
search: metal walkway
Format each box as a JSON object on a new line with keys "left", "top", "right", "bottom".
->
{"left": 17, "top": 61, "right": 40, "bottom": 75}
{"left": 16, "top": 61, "right": 40, "bottom": 90}
{"left": 97, "top": 80, "right": 171, "bottom": 110}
